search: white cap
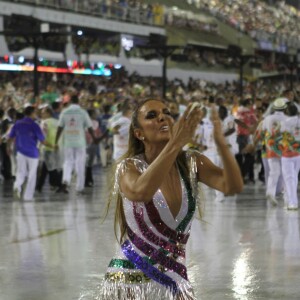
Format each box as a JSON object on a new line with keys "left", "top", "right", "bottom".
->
{"left": 273, "top": 98, "right": 288, "bottom": 110}
{"left": 38, "top": 103, "right": 48, "bottom": 109}
{"left": 24, "top": 102, "right": 33, "bottom": 108}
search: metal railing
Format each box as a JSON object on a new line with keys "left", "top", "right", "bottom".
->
{"left": 2, "top": 0, "right": 219, "bottom": 35}
{"left": 4, "top": 0, "right": 159, "bottom": 26}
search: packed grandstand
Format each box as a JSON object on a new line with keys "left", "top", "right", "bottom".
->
{"left": 0, "top": 0, "right": 299, "bottom": 120}
{"left": 0, "top": 0, "right": 299, "bottom": 82}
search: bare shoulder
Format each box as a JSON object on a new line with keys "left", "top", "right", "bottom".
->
{"left": 117, "top": 156, "right": 152, "bottom": 202}
{"left": 185, "top": 149, "right": 213, "bottom": 168}
{"left": 117, "top": 156, "right": 147, "bottom": 176}
{"left": 117, "top": 156, "right": 147, "bottom": 190}
{"left": 195, "top": 153, "right": 218, "bottom": 173}
{"left": 186, "top": 150, "right": 222, "bottom": 185}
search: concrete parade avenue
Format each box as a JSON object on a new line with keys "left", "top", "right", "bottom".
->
{"left": 0, "top": 166, "right": 299, "bottom": 300}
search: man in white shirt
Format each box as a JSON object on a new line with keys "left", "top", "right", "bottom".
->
{"left": 215, "top": 105, "right": 238, "bottom": 202}
{"left": 110, "top": 101, "right": 132, "bottom": 161}
{"left": 55, "top": 95, "right": 97, "bottom": 194}
{"left": 262, "top": 98, "right": 288, "bottom": 205}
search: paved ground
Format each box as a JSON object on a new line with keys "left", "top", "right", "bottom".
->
{"left": 0, "top": 166, "right": 299, "bottom": 300}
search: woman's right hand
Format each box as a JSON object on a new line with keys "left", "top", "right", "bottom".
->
{"left": 167, "top": 103, "right": 202, "bottom": 149}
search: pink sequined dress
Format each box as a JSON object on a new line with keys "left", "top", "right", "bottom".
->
{"left": 100, "top": 153, "right": 199, "bottom": 299}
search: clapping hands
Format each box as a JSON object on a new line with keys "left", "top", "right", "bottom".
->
{"left": 167, "top": 103, "right": 203, "bottom": 149}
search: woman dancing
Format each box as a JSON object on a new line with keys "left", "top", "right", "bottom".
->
{"left": 100, "top": 99, "right": 243, "bottom": 299}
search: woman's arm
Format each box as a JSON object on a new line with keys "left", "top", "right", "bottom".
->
{"left": 197, "top": 107, "right": 243, "bottom": 195}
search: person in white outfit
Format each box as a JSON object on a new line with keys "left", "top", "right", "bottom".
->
{"left": 110, "top": 101, "right": 132, "bottom": 161}
{"left": 262, "top": 98, "right": 288, "bottom": 206}
{"left": 279, "top": 103, "right": 300, "bottom": 210}
{"left": 7, "top": 106, "right": 54, "bottom": 201}
{"left": 199, "top": 109, "right": 218, "bottom": 165}
{"left": 197, "top": 106, "right": 222, "bottom": 201}
{"left": 215, "top": 105, "right": 239, "bottom": 202}
{"left": 55, "top": 95, "right": 97, "bottom": 194}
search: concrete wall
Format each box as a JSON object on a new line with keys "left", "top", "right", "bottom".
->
{"left": 0, "top": 1, "right": 165, "bottom": 36}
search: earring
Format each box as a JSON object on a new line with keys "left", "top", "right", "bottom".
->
{"left": 141, "top": 137, "right": 145, "bottom": 141}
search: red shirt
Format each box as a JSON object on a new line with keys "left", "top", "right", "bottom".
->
{"left": 236, "top": 106, "right": 257, "bottom": 136}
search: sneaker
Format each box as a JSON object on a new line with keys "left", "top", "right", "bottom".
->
{"left": 36, "top": 187, "right": 42, "bottom": 193}
{"left": 267, "top": 195, "right": 278, "bottom": 206}
{"left": 56, "top": 184, "right": 69, "bottom": 194}
{"left": 76, "top": 190, "right": 86, "bottom": 195}
{"left": 287, "top": 205, "right": 298, "bottom": 210}
{"left": 13, "top": 187, "right": 21, "bottom": 200}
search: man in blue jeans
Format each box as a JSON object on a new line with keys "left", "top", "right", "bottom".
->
{"left": 7, "top": 106, "right": 55, "bottom": 201}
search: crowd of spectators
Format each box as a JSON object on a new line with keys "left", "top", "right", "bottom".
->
{"left": 186, "top": 0, "right": 300, "bottom": 49}
{"left": 185, "top": 47, "right": 240, "bottom": 69}
{"left": 6, "top": 0, "right": 300, "bottom": 75}
{"left": 72, "top": 35, "right": 120, "bottom": 57}
{"left": 0, "top": 70, "right": 299, "bottom": 114}
{"left": 0, "top": 70, "right": 299, "bottom": 193}
{"left": 7, "top": 0, "right": 219, "bottom": 35}
{"left": 6, "top": 0, "right": 300, "bottom": 50}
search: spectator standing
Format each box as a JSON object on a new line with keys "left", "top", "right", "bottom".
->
{"left": 55, "top": 95, "right": 97, "bottom": 194}
{"left": 40, "top": 84, "right": 59, "bottom": 105}
{"left": 1, "top": 107, "right": 16, "bottom": 180}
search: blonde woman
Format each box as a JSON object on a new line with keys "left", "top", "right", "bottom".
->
{"left": 100, "top": 99, "right": 243, "bottom": 299}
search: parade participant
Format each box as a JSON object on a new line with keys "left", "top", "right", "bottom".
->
{"left": 235, "top": 98, "right": 257, "bottom": 184}
{"left": 279, "top": 104, "right": 300, "bottom": 210}
{"left": 7, "top": 106, "right": 54, "bottom": 201}
{"left": 110, "top": 101, "right": 132, "bottom": 161}
{"left": 262, "top": 98, "right": 288, "bottom": 205}
{"left": 36, "top": 106, "right": 61, "bottom": 192}
{"left": 85, "top": 109, "right": 102, "bottom": 187}
{"left": 100, "top": 99, "right": 243, "bottom": 299}
{"left": 1, "top": 107, "right": 16, "bottom": 180}
{"left": 55, "top": 95, "right": 97, "bottom": 194}
{"left": 215, "top": 105, "right": 238, "bottom": 202}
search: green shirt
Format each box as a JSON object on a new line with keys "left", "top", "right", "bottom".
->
{"left": 41, "top": 118, "right": 59, "bottom": 151}
{"left": 41, "top": 92, "right": 59, "bottom": 104}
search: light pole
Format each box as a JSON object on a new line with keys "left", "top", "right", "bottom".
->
{"left": 138, "top": 33, "right": 187, "bottom": 99}
{"left": 140, "top": 44, "right": 183, "bottom": 99}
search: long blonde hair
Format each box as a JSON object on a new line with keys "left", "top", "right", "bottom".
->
{"left": 105, "top": 99, "right": 192, "bottom": 243}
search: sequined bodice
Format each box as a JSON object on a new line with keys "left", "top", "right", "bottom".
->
{"left": 104, "top": 154, "right": 198, "bottom": 299}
